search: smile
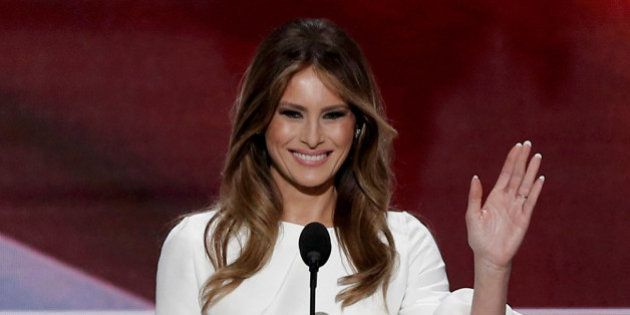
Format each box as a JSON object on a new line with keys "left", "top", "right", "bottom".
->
{"left": 290, "top": 150, "right": 331, "bottom": 166}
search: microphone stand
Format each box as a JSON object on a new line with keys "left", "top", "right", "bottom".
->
{"left": 310, "top": 267, "right": 317, "bottom": 315}
{"left": 308, "top": 252, "right": 321, "bottom": 315}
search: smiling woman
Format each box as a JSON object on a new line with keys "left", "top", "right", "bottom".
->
{"left": 266, "top": 66, "right": 357, "bottom": 216}
{"left": 156, "top": 18, "right": 542, "bottom": 315}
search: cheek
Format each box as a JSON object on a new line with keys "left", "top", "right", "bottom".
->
{"left": 328, "top": 121, "right": 356, "bottom": 148}
{"left": 265, "top": 118, "right": 295, "bottom": 148}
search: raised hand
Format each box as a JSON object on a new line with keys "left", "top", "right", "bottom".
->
{"left": 466, "top": 141, "right": 545, "bottom": 270}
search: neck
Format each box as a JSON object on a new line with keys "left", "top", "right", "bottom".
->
{"left": 271, "top": 168, "right": 336, "bottom": 227}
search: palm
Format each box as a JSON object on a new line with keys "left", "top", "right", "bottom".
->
{"left": 466, "top": 141, "right": 545, "bottom": 268}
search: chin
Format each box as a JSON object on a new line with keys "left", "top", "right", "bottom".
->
{"left": 292, "top": 176, "right": 334, "bottom": 190}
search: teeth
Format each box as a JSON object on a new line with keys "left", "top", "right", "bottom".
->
{"left": 292, "top": 151, "right": 327, "bottom": 162}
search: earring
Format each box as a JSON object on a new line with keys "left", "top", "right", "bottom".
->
{"left": 354, "top": 127, "right": 361, "bottom": 139}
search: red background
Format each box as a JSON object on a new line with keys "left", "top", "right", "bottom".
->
{"left": 1, "top": 1, "right": 629, "bottom": 307}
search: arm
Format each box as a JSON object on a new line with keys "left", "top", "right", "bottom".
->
{"left": 466, "top": 141, "right": 545, "bottom": 315}
{"left": 471, "top": 256, "right": 511, "bottom": 315}
{"left": 155, "top": 216, "right": 208, "bottom": 315}
{"left": 394, "top": 211, "right": 522, "bottom": 315}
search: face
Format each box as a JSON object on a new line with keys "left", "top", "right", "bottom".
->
{"left": 265, "top": 66, "right": 356, "bottom": 190}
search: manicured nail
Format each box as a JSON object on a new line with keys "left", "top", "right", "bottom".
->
{"left": 473, "top": 175, "right": 479, "bottom": 180}
{"left": 539, "top": 175, "right": 545, "bottom": 181}
{"left": 524, "top": 140, "right": 532, "bottom": 147}
{"left": 516, "top": 142, "right": 522, "bottom": 147}
{"left": 534, "top": 153, "right": 542, "bottom": 159}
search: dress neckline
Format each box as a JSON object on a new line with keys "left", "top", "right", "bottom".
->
{"left": 280, "top": 220, "right": 335, "bottom": 232}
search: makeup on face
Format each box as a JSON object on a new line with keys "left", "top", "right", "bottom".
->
{"left": 265, "top": 66, "right": 356, "bottom": 190}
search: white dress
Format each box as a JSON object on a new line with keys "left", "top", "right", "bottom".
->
{"left": 155, "top": 210, "right": 520, "bottom": 315}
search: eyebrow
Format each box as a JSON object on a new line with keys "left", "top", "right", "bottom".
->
{"left": 278, "top": 101, "right": 349, "bottom": 112}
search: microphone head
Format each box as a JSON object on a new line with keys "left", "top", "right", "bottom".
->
{"left": 298, "top": 222, "right": 332, "bottom": 270}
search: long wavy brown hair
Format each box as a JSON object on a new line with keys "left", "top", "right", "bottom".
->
{"left": 201, "top": 18, "right": 398, "bottom": 311}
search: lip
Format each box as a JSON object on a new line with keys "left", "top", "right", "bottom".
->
{"left": 289, "top": 149, "right": 332, "bottom": 167}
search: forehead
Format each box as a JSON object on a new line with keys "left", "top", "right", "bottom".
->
{"left": 280, "top": 66, "right": 347, "bottom": 110}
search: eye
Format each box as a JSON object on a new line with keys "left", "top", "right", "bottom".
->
{"left": 323, "top": 111, "right": 347, "bottom": 120}
{"left": 279, "top": 109, "right": 302, "bottom": 119}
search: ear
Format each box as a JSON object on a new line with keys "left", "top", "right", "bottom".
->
{"left": 353, "top": 109, "right": 366, "bottom": 129}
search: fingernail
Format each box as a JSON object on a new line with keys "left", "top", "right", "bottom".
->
{"left": 516, "top": 142, "right": 522, "bottom": 147}
{"left": 539, "top": 175, "right": 545, "bottom": 181}
{"left": 524, "top": 140, "right": 532, "bottom": 147}
{"left": 534, "top": 153, "right": 542, "bottom": 159}
{"left": 472, "top": 175, "right": 479, "bottom": 180}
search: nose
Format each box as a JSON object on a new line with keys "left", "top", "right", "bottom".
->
{"left": 300, "top": 118, "right": 324, "bottom": 148}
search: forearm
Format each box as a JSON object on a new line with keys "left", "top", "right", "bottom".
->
{"left": 470, "top": 256, "right": 511, "bottom": 315}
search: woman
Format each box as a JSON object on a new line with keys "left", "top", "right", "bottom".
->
{"left": 156, "top": 18, "right": 544, "bottom": 315}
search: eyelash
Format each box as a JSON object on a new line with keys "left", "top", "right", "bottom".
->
{"left": 279, "top": 109, "right": 347, "bottom": 120}
{"left": 323, "top": 111, "right": 347, "bottom": 119}
{"left": 279, "top": 110, "right": 302, "bottom": 119}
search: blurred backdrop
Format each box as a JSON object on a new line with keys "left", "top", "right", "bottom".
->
{"left": 1, "top": 0, "right": 629, "bottom": 310}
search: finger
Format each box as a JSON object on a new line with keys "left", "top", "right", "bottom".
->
{"left": 508, "top": 140, "right": 532, "bottom": 193}
{"left": 466, "top": 175, "right": 483, "bottom": 219}
{"left": 523, "top": 175, "right": 545, "bottom": 218}
{"left": 518, "top": 152, "right": 542, "bottom": 197}
{"left": 495, "top": 143, "right": 522, "bottom": 190}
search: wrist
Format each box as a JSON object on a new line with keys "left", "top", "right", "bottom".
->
{"left": 472, "top": 256, "right": 511, "bottom": 315}
{"left": 473, "top": 256, "right": 512, "bottom": 288}
{"left": 471, "top": 261, "right": 511, "bottom": 315}
{"left": 474, "top": 255, "right": 513, "bottom": 274}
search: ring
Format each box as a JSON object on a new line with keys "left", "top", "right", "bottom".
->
{"left": 518, "top": 194, "right": 528, "bottom": 199}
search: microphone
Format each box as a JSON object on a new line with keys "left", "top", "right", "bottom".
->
{"left": 298, "top": 222, "right": 331, "bottom": 315}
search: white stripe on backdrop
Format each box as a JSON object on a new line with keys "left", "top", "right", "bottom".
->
{"left": 2, "top": 309, "right": 630, "bottom": 315}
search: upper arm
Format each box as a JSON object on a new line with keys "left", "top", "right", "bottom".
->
{"left": 155, "top": 217, "right": 207, "bottom": 315}
{"left": 397, "top": 211, "right": 450, "bottom": 314}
